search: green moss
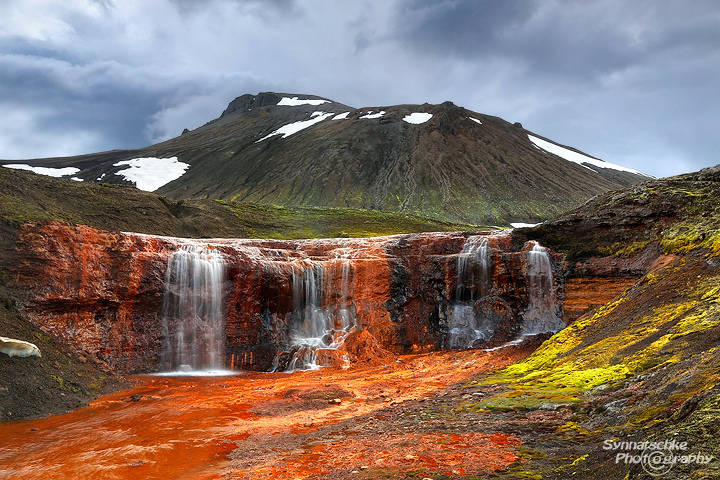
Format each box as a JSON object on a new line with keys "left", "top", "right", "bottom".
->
{"left": 51, "top": 374, "right": 64, "bottom": 389}
{"left": 668, "top": 294, "right": 720, "bottom": 338}
{"left": 34, "top": 332, "right": 50, "bottom": 342}
{"left": 88, "top": 375, "right": 106, "bottom": 391}
{"left": 217, "top": 201, "right": 488, "bottom": 239}
{"left": 661, "top": 213, "right": 720, "bottom": 257}
{"left": 640, "top": 390, "right": 720, "bottom": 479}
{"left": 51, "top": 373, "right": 78, "bottom": 393}
{"left": 599, "top": 240, "right": 651, "bottom": 257}
{"left": 0, "top": 193, "right": 60, "bottom": 223}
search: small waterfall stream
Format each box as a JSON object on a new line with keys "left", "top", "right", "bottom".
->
{"left": 280, "top": 256, "right": 356, "bottom": 371}
{"left": 447, "top": 236, "right": 564, "bottom": 349}
{"left": 522, "top": 241, "right": 565, "bottom": 334}
{"left": 447, "top": 236, "right": 493, "bottom": 348}
{"left": 160, "top": 245, "right": 227, "bottom": 373}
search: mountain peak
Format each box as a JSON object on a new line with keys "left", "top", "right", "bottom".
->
{"left": 221, "top": 92, "right": 341, "bottom": 117}
{"left": 0, "top": 92, "right": 650, "bottom": 226}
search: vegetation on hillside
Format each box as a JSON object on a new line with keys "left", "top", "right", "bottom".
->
{"left": 0, "top": 167, "right": 481, "bottom": 239}
{"left": 217, "top": 200, "right": 488, "bottom": 239}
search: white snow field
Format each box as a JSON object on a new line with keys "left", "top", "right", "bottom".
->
{"left": 469, "top": 117, "right": 483, "bottom": 125}
{"left": 510, "top": 222, "right": 540, "bottom": 228}
{"left": 277, "top": 97, "right": 330, "bottom": 106}
{"left": 2, "top": 164, "right": 80, "bottom": 177}
{"left": 403, "top": 112, "right": 433, "bottom": 124}
{"left": 113, "top": 157, "right": 190, "bottom": 191}
{"left": 359, "top": 111, "right": 386, "bottom": 119}
{"left": 332, "top": 112, "right": 350, "bottom": 120}
{"left": 257, "top": 112, "right": 334, "bottom": 142}
{"left": 528, "top": 135, "right": 650, "bottom": 176}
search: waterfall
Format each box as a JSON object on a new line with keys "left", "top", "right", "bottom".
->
{"left": 522, "top": 242, "right": 564, "bottom": 334}
{"left": 279, "top": 256, "right": 356, "bottom": 371}
{"left": 447, "top": 236, "right": 494, "bottom": 348}
{"left": 161, "top": 245, "right": 226, "bottom": 373}
{"left": 456, "top": 236, "right": 490, "bottom": 301}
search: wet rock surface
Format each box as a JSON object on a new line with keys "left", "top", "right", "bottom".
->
{"left": 15, "top": 225, "right": 564, "bottom": 374}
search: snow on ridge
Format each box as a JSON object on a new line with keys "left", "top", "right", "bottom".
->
{"left": 528, "top": 135, "right": 651, "bottom": 177}
{"left": 469, "top": 117, "right": 482, "bottom": 125}
{"left": 360, "top": 111, "right": 385, "bottom": 119}
{"left": 403, "top": 112, "right": 433, "bottom": 124}
{"left": 2, "top": 164, "right": 80, "bottom": 177}
{"left": 113, "top": 157, "right": 190, "bottom": 192}
{"left": 278, "top": 97, "right": 330, "bottom": 106}
{"left": 332, "top": 112, "right": 350, "bottom": 120}
{"left": 510, "top": 222, "right": 540, "bottom": 229}
{"left": 256, "top": 112, "right": 334, "bottom": 142}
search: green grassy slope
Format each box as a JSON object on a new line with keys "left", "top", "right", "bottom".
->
{"left": 0, "top": 167, "right": 482, "bottom": 239}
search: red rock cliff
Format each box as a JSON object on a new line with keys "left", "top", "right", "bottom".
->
{"left": 17, "top": 222, "right": 564, "bottom": 373}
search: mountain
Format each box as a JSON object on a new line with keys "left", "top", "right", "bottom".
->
{"left": 0, "top": 92, "right": 650, "bottom": 226}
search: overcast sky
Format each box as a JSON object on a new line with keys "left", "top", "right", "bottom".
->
{"left": 1, "top": 0, "right": 718, "bottom": 178}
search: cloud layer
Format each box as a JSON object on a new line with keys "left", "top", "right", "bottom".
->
{"left": 1, "top": 0, "right": 718, "bottom": 177}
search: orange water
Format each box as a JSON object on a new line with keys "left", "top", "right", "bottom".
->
{"left": 0, "top": 349, "right": 527, "bottom": 479}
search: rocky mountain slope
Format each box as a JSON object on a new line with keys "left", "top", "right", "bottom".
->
{"left": 0, "top": 92, "right": 650, "bottom": 226}
{"left": 0, "top": 167, "right": 478, "bottom": 240}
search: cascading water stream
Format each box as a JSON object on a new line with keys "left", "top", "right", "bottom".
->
{"left": 522, "top": 241, "right": 565, "bottom": 334}
{"left": 281, "top": 256, "right": 356, "bottom": 371}
{"left": 160, "top": 245, "right": 227, "bottom": 374}
{"left": 447, "top": 237, "right": 564, "bottom": 349}
{"left": 447, "top": 236, "right": 494, "bottom": 348}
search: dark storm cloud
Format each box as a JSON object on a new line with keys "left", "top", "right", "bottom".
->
{"left": 398, "top": 0, "right": 535, "bottom": 57}
{"left": 388, "top": 0, "right": 720, "bottom": 176}
{"left": 0, "top": 54, "right": 178, "bottom": 152}
{"left": 396, "top": 0, "right": 720, "bottom": 78}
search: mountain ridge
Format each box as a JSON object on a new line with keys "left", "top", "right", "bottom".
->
{"left": 0, "top": 92, "right": 650, "bottom": 226}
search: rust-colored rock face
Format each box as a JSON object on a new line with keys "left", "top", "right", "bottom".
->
{"left": 17, "top": 222, "right": 565, "bottom": 373}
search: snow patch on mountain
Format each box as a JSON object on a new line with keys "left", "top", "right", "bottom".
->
{"left": 278, "top": 97, "right": 330, "bottom": 106}
{"left": 469, "top": 117, "right": 482, "bottom": 125}
{"left": 113, "top": 157, "right": 190, "bottom": 191}
{"left": 332, "top": 112, "right": 350, "bottom": 120}
{"left": 2, "top": 164, "right": 80, "bottom": 177}
{"left": 360, "top": 111, "right": 386, "bottom": 119}
{"left": 403, "top": 112, "right": 433, "bottom": 124}
{"left": 257, "top": 112, "right": 334, "bottom": 142}
{"left": 528, "top": 135, "right": 651, "bottom": 177}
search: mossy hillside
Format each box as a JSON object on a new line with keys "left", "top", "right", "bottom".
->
{"left": 217, "top": 201, "right": 486, "bottom": 239}
{"left": 0, "top": 167, "right": 482, "bottom": 239}
{"left": 628, "top": 386, "right": 720, "bottom": 479}
{"left": 470, "top": 252, "right": 720, "bottom": 422}
{"left": 516, "top": 167, "right": 720, "bottom": 261}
